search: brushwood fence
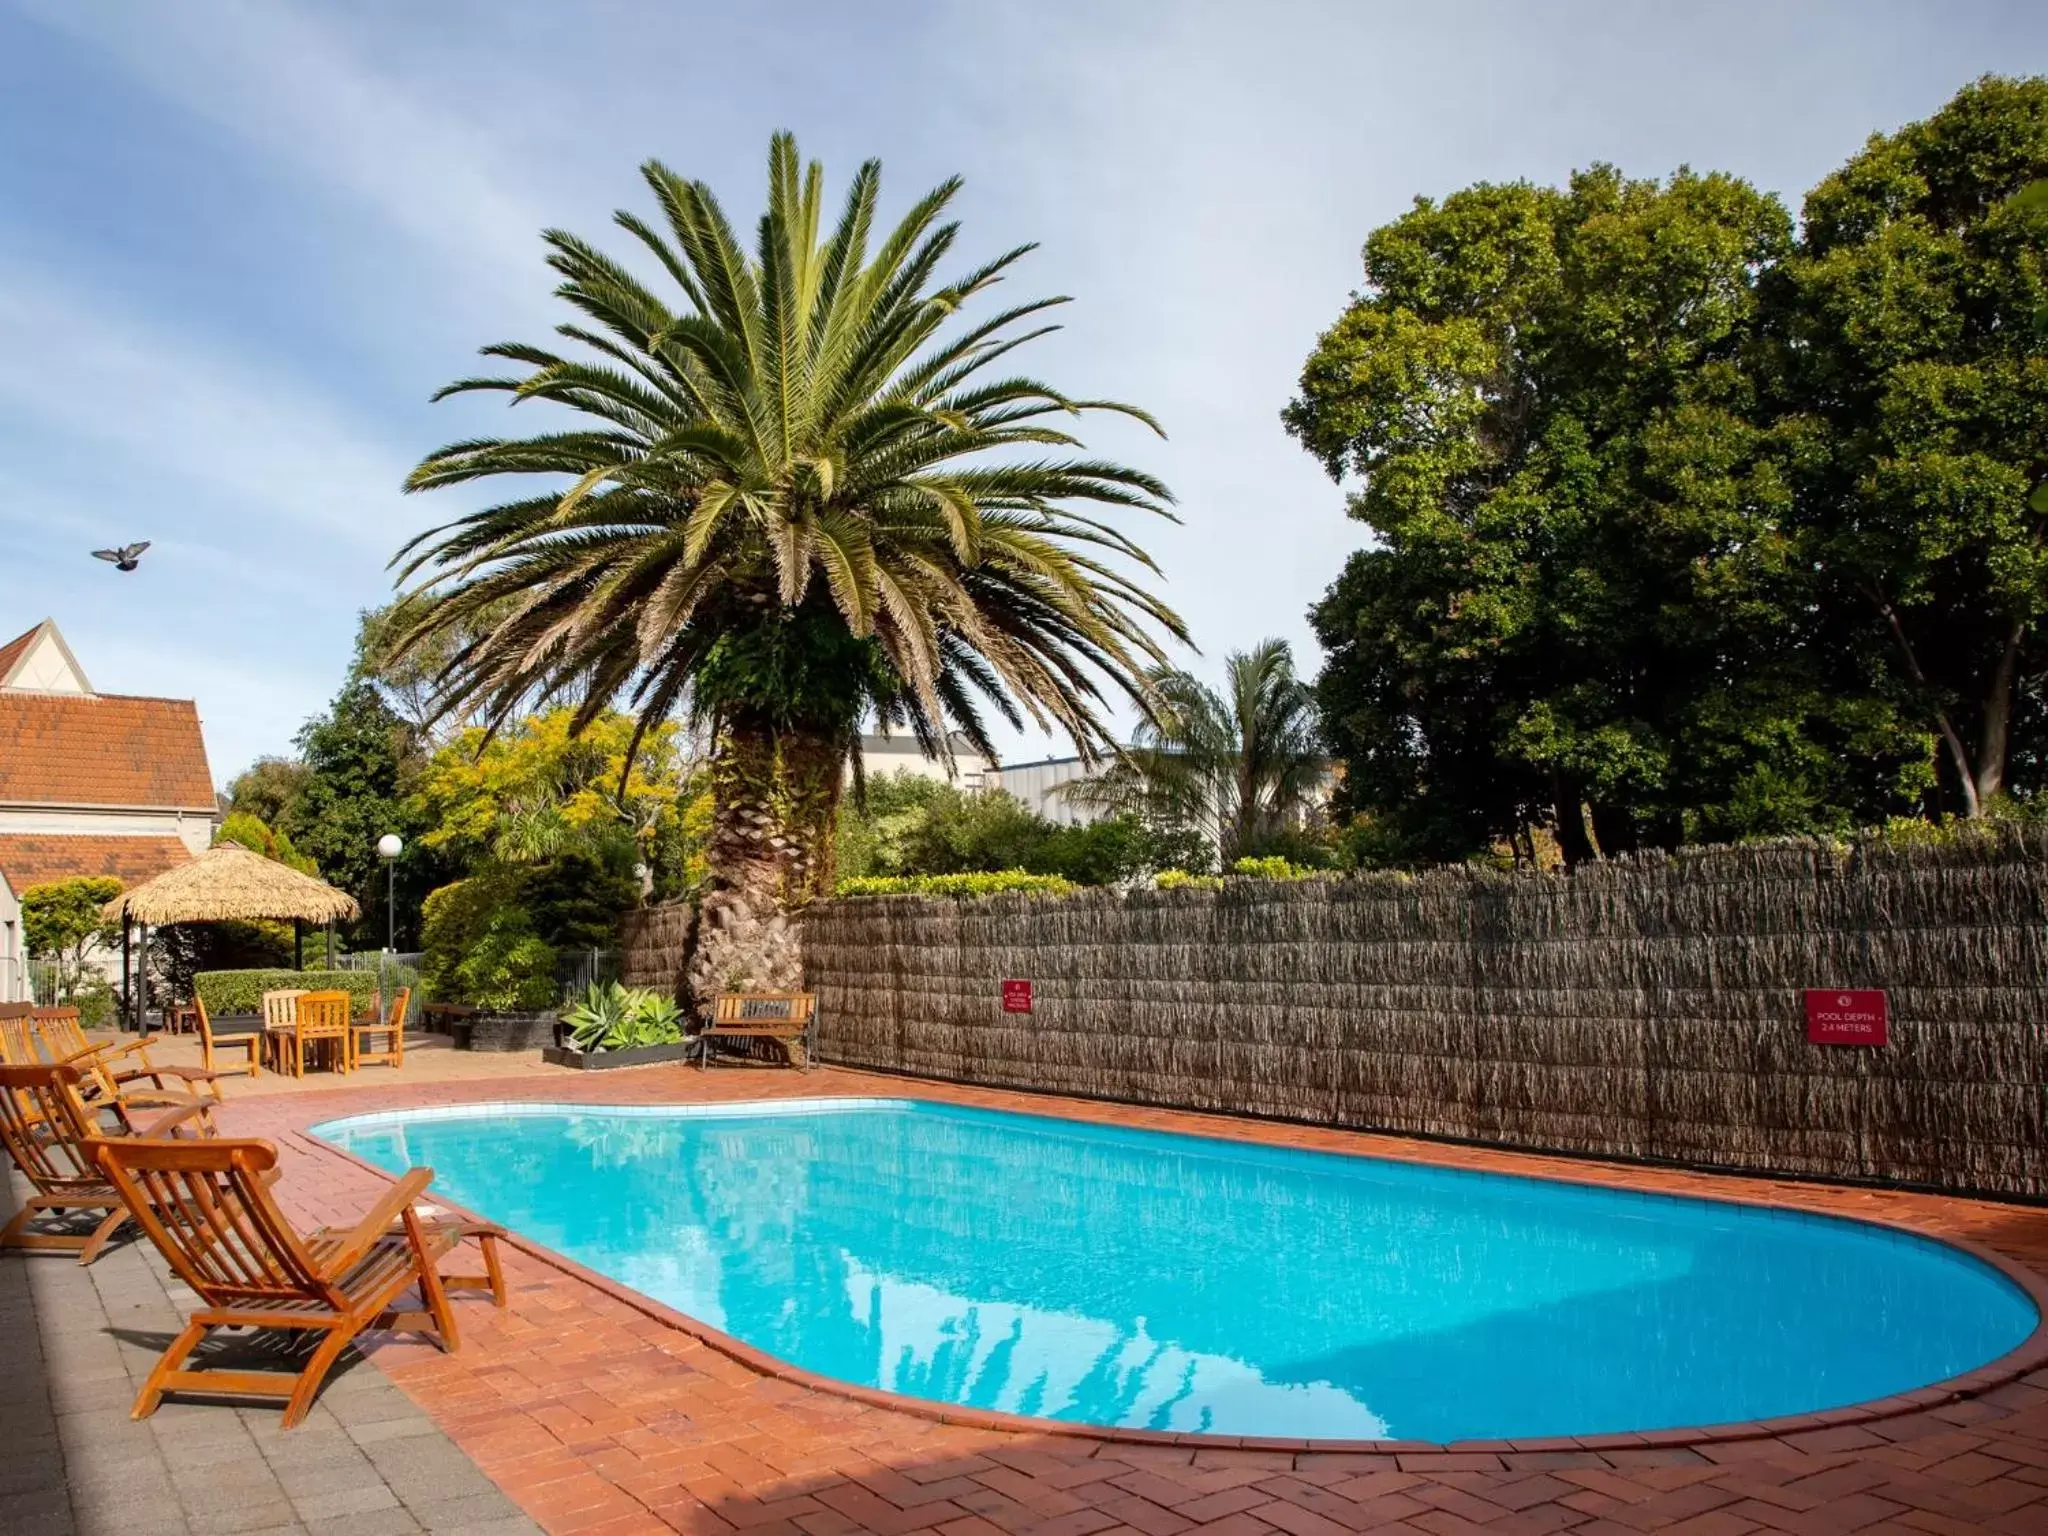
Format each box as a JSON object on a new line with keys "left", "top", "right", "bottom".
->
{"left": 795, "top": 831, "right": 2048, "bottom": 1199}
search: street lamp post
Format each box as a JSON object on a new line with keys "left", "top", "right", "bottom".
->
{"left": 376, "top": 834, "right": 403, "bottom": 952}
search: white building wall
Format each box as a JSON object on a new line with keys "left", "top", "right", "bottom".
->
{"left": 0, "top": 884, "right": 22, "bottom": 1003}
{"left": 6, "top": 629, "right": 91, "bottom": 693}
{"left": 853, "top": 736, "right": 995, "bottom": 789}
{"left": 993, "top": 757, "right": 1104, "bottom": 826}
{"left": 0, "top": 804, "right": 213, "bottom": 855}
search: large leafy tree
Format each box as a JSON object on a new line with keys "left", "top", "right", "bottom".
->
{"left": 393, "top": 136, "right": 1183, "bottom": 996}
{"left": 408, "top": 706, "right": 695, "bottom": 886}
{"left": 1289, "top": 165, "right": 1932, "bottom": 865}
{"left": 1776, "top": 76, "right": 2048, "bottom": 816}
{"left": 1062, "top": 640, "right": 1324, "bottom": 866}
{"left": 286, "top": 680, "right": 442, "bottom": 949}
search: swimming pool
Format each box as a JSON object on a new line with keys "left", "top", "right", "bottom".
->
{"left": 313, "top": 1098, "right": 2038, "bottom": 1442}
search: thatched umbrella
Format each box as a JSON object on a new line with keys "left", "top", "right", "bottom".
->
{"left": 104, "top": 845, "right": 361, "bottom": 1026}
{"left": 103, "top": 844, "right": 360, "bottom": 926}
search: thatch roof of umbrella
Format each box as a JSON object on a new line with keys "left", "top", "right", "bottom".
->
{"left": 102, "top": 843, "right": 362, "bottom": 925}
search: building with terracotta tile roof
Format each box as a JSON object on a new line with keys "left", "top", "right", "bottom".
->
{"left": 0, "top": 619, "right": 218, "bottom": 1000}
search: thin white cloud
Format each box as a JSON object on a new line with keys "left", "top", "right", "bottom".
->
{"left": 0, "top": 263, "right": 412, "bottom": 551}
{"left": 19, "top": 0, "right": 550, "bottom": 308}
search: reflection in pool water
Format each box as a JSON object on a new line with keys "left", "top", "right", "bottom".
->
{"left": 316, "top": 1099, "right": 2036, "bottom": 1441}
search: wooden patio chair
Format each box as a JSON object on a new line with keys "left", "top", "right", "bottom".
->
{"left": 283, "top": 991, "right": 351, "bottom": 1077}
{"left": 351, "top": 987, "right": 410, "bottom": 1071}
{"left": 30, "top": 1005, "right": 227, "bottom": 1109}
{"left": 0, "top": 1062, "right": 211, "bottom": 1264}
{"left": 90, "top": 1136, "right": 505, "bottom": 1427}
{"left": 261, "top": 990, "right": 306, "bottom": 1073}
{"left": 192, "top": 993, "right": 262, "bottom": 1081}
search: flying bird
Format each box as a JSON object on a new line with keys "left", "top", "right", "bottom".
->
{"left": 91, "top": 541, "right": 150, "bottom": 572}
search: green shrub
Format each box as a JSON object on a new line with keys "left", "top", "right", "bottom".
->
{"left": 834, "top": 869, "right": 1076, "bottom": 899}
{"left": 74, "top": 979, "right": 117, "bottom": 1028}
{"left": 420, "top": 871, "right": 558, "bottom": 1009}
{"left": 195, "top": 969, "right": 378, "bottom": 1016}
{"left": 1229, "top": 855, "right": 1320, "bottom": 881}
{"left": 1154, "top": 868, "right": 1224, "bottom": 891}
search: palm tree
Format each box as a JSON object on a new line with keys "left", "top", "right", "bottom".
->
{"left": 391, "top": 136, "right": 1185, "bottom": 998}
{"left": 1062, "top": 640, "right": 1324, "bottom": 867}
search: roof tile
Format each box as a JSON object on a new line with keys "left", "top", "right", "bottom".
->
{"left": 0, "top": 623, "right": 39, "bottom": 685}
{"left": 0, "top": 692, "right": 215, "bottom": 809}
{"left": 0, "top": 833, "right": 194, "bottom": 894}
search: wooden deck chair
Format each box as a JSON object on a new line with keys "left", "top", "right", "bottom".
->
{"left": 0, "top": 1011, "right": 217, "bottom": 1131}
{"left": 91, "top": 1136, "right": 504, "bottom": 1427}
{"left": 192, "top": 993, "right": 262, "bottom": 1081}
{"left": 351, "top": 987, "right": 410, "bottom": 1071}
{"left": 260, "top": 990, "right": 305, "bottom": 1074}
{"left": 285, "top": 991, "right": 351, "bottom": 1077}
{"left": 30, "top": 1006, "right": 226, "bottom": 1109}
{"left": 0, "top": 1063, "right": 211, "bottom": 1263}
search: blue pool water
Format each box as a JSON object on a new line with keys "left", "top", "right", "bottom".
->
{"left": 314, "top": 1098, "right": 2037, "bottom": 1442}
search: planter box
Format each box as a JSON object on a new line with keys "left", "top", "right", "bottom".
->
{"left": 540, "top": 1041, "right": 698, "bottom": 1071}
{"left": 451, "top": 1011, "right": 559, "bottom": 1052}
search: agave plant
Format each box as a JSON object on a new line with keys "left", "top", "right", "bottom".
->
{"left": 562, "top": 981, "right": 686, "bottom": 1052}
{"left": 562, "top": 980, "right": 632, "bottom": 1052}
{"left": 393, "top": 134, "right": 1184, "bottom": 1002}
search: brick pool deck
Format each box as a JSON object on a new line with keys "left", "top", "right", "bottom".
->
{"left": 18, "top": 1061, "right": 2048, "bottom": 1534}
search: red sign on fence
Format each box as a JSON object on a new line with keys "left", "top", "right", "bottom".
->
{"left": 1805, "top": 989, "right": 1888, "bottom": 1047}
{"left": 1002, "top": 979, "right": 1033, "bottom": 1014}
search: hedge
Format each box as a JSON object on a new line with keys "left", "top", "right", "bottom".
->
{"left": 833, "top": 870, "right": 1076, "bottom": 899}
{"left": 195, "top": 969, "right": 380, "bottom": 1016}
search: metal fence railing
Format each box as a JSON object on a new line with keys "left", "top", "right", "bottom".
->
{"left": 335, "top": 951, "right": 425, "bottom": 973}
{"left": 557, "top": 948, "right": 621, "bottom": 1001}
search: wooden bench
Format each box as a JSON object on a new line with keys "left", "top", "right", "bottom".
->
{"left": 421, "top": 1003, "right": 476, "bottom": 1034}
{"left": 696, "top": 993, "right": 817, "bottom": 1070}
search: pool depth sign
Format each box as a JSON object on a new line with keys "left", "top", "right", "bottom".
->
{"left": 1804, "top": 989, "right": 1888, "bottom": 1047}
{"left": 1002, "top": 979, "right": 1033, "bottom": 1013}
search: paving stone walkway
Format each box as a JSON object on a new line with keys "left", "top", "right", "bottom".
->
{"left": 1, "top": 1170, "right": 541, "bottom": 1536}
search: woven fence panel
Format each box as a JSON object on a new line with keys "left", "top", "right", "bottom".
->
{"left": 618, "top": 902, "right": 694, "bottom": 992}
{"left": 803, "top": 830, "right": 2048, "bottom": 1197}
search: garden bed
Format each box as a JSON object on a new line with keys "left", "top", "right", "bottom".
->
{"left": 450, "top": 1011, "right": 559, "bottom": 1052}
{"left": 540, "top": 1041, "right": 699, "bottom": 1071}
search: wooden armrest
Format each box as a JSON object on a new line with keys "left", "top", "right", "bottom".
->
{"left": 136, "top": 1101, "right": 213, "bottom": 1138}
{"left": 318, "top": 1167, "right": 435, "bottom": 1280}
{"left": 129, "top": 1064, "right": 224, "bottom": 1083}
{"left": 113, "top": 1087, "right": 210, "bottom": 1110}
{"left": 86, "top": 1035, "right": 160, "bottom": 1065}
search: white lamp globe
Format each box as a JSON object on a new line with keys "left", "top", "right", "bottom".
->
{"left": 376, "top": 834, "right": 404, "bottom": 860}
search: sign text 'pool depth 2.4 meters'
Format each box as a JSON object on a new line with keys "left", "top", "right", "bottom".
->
{"left": 1804, "top": 989, "right": 1888, "bottom": 1047}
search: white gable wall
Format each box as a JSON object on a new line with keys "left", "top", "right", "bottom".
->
{"left": 3, "top": 624, "right": 92, "bottom": 693}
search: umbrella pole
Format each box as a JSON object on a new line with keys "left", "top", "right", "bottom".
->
{"left": 325, "top": 920, "right": 334, "bottom": 969}
{"left": 122, "top": 919, "right": 132, "bottom": 1033}
{"left": 294, "top": 919, "right": 303, "bottom": 971}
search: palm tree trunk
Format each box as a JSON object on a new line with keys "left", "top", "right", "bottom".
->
{"left": 685, "top": 721, "right": 843, "bottom": 1004}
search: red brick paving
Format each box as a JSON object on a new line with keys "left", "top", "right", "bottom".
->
{"left": 214, "top": 1066, "right": 2048, "bottom": 1535}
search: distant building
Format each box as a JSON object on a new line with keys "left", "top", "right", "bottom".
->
{"left": 854, "top": 732, "right": 995, "bottom": 790}
{"left": 0, "top": 619, "right": 217, "bottom": 1001}
{"left": 990, "top": 754, "right": 1104, "bottom": 826}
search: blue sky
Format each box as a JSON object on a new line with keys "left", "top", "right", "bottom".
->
{"left": 3, "top": 1, "right": 2043, "bottom": 785}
